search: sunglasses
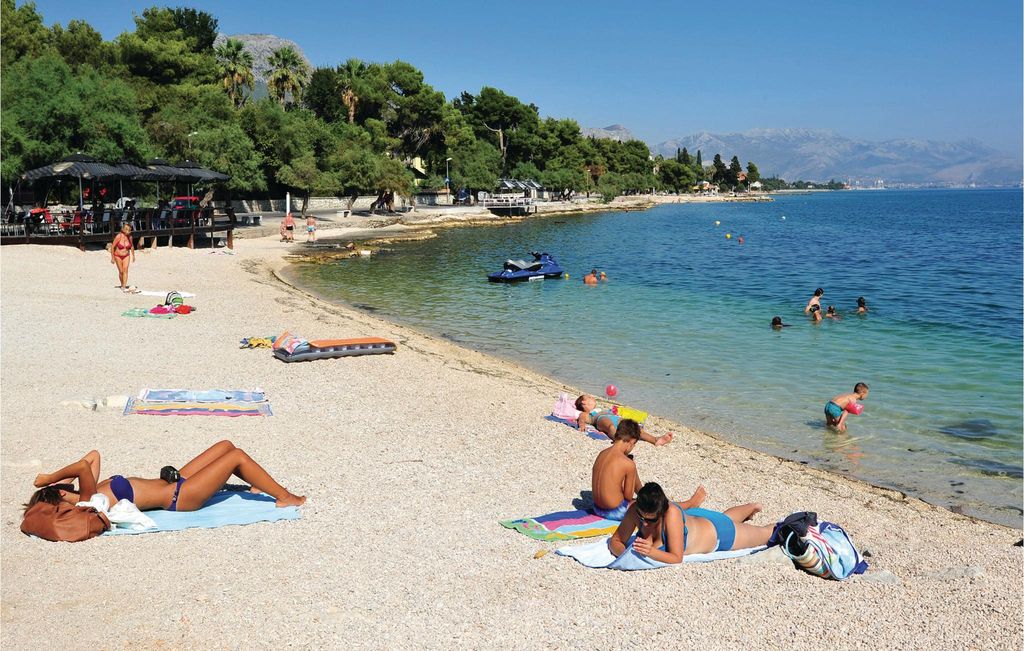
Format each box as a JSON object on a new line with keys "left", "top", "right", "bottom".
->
{"left": 637, "top": 512, "right": 660, "bottom": 524}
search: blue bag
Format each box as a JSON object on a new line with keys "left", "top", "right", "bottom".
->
{"left": 781, "top": 519, "right": 868, "bottom": 580}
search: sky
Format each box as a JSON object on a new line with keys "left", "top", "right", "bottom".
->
{"left": 30, "top": 0, "right": 1024, "bottom": 154}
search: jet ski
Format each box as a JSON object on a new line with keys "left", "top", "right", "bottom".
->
{"left": 487, "top": 252, "right": 565, "bottom": 283}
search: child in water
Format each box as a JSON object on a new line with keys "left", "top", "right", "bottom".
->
{"left": 857, "top": 297, "right": 868, "bottom": 314}
{"left": 590, "top": 420, "right": 703, "bottom": 519}
{"left": 804, "top": 288, "right": 824, "bottom": 313}
{"left": 824, "top": 383, "right": 869, "bottom": 432}
{"left": 809, "top": 304, "right": 823, "bottom": 323}
{"left": 825, "top": 305, "right": 840, "bottom": 320}
{"left": 575, "top": 395, "right": 672, "bottom": 446}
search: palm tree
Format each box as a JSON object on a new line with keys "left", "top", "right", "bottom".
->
{"left": 214, "top": 38, "right": 255, "bottom": 108}
{"left": 267, "top": 46, "right": 310, "bottom": 109}
{"left": 337, "top": 58, "right": 366, "bottom": 124}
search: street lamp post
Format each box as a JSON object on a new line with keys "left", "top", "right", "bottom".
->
{"left": 445, "top": 157, "right": 453, "bottom": 205}
{"left": 187, "top": 131, "right": 199, "bottom": 196}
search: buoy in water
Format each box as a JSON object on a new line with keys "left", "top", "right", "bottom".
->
{"left": 725, "top": 233, "right": 731, "bottom": 239}
{"left": 781, "top": 216, "right": 786, "bottom": 220}
{"left": 605, "top": 384, "right": 618, "bottom": 397}
{"left": 714, "top": 220, "right": 721, "bottom": 226}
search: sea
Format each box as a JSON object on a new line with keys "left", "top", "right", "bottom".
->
{"left": 284, "top": 189, "right": 1024, "bottom": 527}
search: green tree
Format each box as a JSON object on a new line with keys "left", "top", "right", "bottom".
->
{"left": 214, "top": 38, "right": 254, "bottom": 108}
{"left": 728, "top": 155, "right": 742, "bottom": 187}
{"left": 680, "top": 147, "right": 692, "bottom": 167}
{"left": 51, "top": 20, "right": 113, "bottom": 70}
{"left": 450, "top": 138, "right": 501, "bottom": 193}
{"left": 746, "top": 161, "right": 760, "bottom": 184}
{"left": 170, "top": 8, "right": 219, "bottom": 52}
{"left": 304, "top": 67, "right": 342, "bottom": 122}
{"left": 657, "top": 159, "right": 695, "bottom": 193}
{"left": 267, "top": 46, "right": 310, "bottom": 108}
{"left": 694, "top": 149, "right": 703, "bottom": 180}
{"left": 1, "top": 0, "right": 51, "bottom": 70}
{"left": 116, "top": 8, "right": 217, "bottom": 87}
{"left": 712, "top": 154, "right": 727, "bottom": 184}
{"left": 337, "top": 58, "right": 367, "bottom": 124}
{"left": 1, "top": 53, "right": 151, "bottom": 180}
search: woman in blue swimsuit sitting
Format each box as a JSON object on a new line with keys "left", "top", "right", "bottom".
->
{"left": 25, "top": 441, "right": 305, "bottom": 513}
{"left": 609, "top": 482, "right": 773, "bottom": 563}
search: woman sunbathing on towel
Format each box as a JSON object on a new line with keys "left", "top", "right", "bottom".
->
{"left": 608, "top": 482, "right": 772, "bottom": 564}
{"left": 25, "top": 441, "right": 305, "bottom": 513}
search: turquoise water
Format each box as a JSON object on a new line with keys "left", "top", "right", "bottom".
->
{"left": 286, "top": 190, "right": 1024, "bottom": 527}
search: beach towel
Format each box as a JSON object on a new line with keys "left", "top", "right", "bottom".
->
{"left": 138, "top": 389, "right": 266, "bottom": 403}
{"left": 556, "top": 536, "right": 768, "bottom": 570}
{"left": 500, "top": 509, "right": 620, "bottom": 541}
{"left": 124, "top": 399, "right": 273, "bottom": 417}
{"left": 104, "top": 492, "right": 299, "bottom": 536}
{"left": 239, "top": 336, "right": 277, "bottom": 349}
{"left": 544, "top": 415, "right": 608, "bottom": 441}
{"left": 122, "top": 307, "right": 176, "bottom": 319}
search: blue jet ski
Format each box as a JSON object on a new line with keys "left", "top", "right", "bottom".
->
{"left": 488, "top": 252, "right": 565, "bottom": 283}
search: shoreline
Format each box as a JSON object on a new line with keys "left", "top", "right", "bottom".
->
{"left": 276, "top": 258, "right": 1017, "bottom": 530}
{"left": 1, "top": 237, "right": 1020, "bottom": 648}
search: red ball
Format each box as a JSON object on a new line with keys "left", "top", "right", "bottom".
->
{"left": 605, "top": 384, "right": 618, "bottom": 397}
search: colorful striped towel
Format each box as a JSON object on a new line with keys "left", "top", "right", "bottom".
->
{"left": 500, "top": 509, "right": 620, "bottom": 541}
{"left": 544, "top": 415, "right": 608, "bottom": 441}
{"left": 104, "top": 491, "right": 298, "bottom": 536}
{"left": 124, "top": 399, "right": 272, "bottom": 417}
{"left": 138, "top": 389, "right": 266, "bottom": 403}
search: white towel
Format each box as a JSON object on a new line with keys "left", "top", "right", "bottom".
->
{"left": 556, "top": 536, "right": 767, "bottom": 570}
{"left": 77, "top": 494, "right": 157, "bottom": 531}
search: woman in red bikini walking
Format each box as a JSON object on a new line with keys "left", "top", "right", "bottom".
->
{"left": 110, "top": 223, "right": 136, "bottom": 291}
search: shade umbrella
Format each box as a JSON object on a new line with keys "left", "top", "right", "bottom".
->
{"left": 21, "top": 154, "right": 121, "bottom": 209}
{"left": 175, "top": 159, "right": 230, "bottom": 182}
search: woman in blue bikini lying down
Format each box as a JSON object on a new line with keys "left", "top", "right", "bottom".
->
{"left": 25, "top": 441, "right": 305, "bottom": 513}
{"left": 608, "top": 482, "right": 773, "bottom": 563}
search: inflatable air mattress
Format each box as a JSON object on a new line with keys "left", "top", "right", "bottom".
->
{"left": 273, "top": 337, "right": 397, "bottom": 363}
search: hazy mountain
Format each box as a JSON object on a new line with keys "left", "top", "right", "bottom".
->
{"left": 581, "top": 124, "right": 636, "bottom": 142}
{"left": 213, "top": 33, "right": 311, "bottom": 100}
{"left": 653, "top": 128, "right": 1022, "bottom": 186}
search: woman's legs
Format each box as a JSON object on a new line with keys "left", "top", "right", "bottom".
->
{"left": 173, "top": 447, "right": 305, "bottom": 510}
{"left": 730, "top": 522, "right": 775, "bottom": 550}
{"left": 114, "top": 256, "right": 129, "bottom": 288}
{"left": 723, "top": 502, "right": 763, "bottom": 524}
{"left": 179, "top": 440, "right": 236, "bottom": 477}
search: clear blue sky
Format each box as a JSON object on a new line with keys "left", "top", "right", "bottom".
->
{"left": 31, "top": 0, "right": 1024, "bottom": 155}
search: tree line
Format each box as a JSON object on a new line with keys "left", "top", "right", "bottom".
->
{"left": 1, "top": 1, "right": 774, "bottom": 209}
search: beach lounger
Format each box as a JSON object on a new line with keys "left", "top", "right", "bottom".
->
{"left": 273, "top": 337, "right": 397, "bottom": 363}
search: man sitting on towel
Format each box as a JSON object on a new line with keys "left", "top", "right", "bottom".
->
{"left": 591, "top": 419, "right": 705, "bottom": 520}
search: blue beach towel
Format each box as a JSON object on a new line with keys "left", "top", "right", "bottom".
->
{"left": 544, "top": 415, "right": 609, "bottom": 441}
{"left": 138, "top": 389, "right": 267, "bottom": 403}
{"left": 103, "top": 492, "right": 299, "bottom": 536}
{"left": 556, "top": 535, "right": 767, "bottom": 570}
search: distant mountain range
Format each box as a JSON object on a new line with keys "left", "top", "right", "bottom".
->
{"left": 580, "top": 124, "right": 636, "bottom": 142}
{"left": 648, "top": 128, "right": 1021, "bottom": 186}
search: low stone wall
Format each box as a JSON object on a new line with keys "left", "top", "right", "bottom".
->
{"left": 230, "top": 195, "right": 417, "bottom": 213}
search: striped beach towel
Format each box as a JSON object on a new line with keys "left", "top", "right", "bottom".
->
{"left": 124, "top": 399, "right": 272, "bottom": 417}
{"left": 500, "top": 509, "right": 620, "bottom": 541}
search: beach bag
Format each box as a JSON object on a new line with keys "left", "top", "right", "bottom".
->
{"left": 774, "top": 512, "right": 868, "bottom": 580}
{"left": 21, "top": 501, "right": 111, "bottom": 542}
{"left": 552, "top": 392, "right": 581, "bottom": 421}
{"left": 164, "top": 291, "right": 184, "bottom": 307}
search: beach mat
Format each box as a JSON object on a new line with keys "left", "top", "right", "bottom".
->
{"left": 122, "top": 307, "right": 176, "bottom": 319}
{"left": 556, "top": 537, "right": 768, "bottom": 570}
{"left": 500, "top": 509, "right": 619, "bottom": 541}
{"left": 138, "top": 389, "right": 266, "bottom": 403}
{"left": 104, "top": 491, "right": 298, "bottom": 536}
{"left": 544, "top": 415, "right": 608, "bottom": 441}
{"left": 124, "top": 398, "right": 272, "bottom": 417}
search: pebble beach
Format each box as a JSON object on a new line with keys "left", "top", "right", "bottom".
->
{"left": 1, "top": 234, "right": 1020, "bottom": 650}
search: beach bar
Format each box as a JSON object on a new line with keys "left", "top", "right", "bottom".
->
{"left": 2, "top": 155, "right": 236, "bottom": 250}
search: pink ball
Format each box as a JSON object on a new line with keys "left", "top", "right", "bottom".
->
{"left": 605, "top": 384, "right": 618, "bottom": 397}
